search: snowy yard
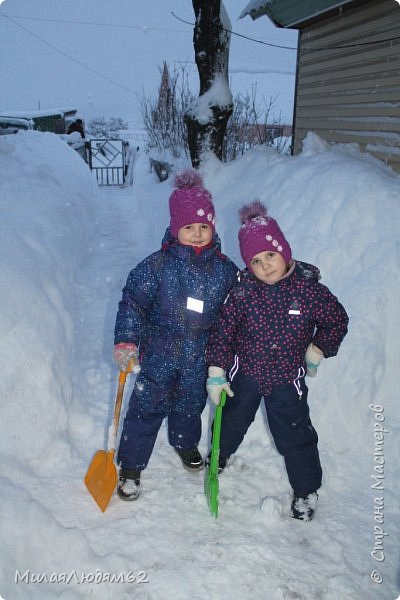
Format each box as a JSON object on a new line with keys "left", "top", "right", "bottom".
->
{"left": 0, "top": 131, "right": 399, "bottom": 600}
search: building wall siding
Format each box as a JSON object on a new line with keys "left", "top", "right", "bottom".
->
{"left": 293, "top": 0, "right": 400, "bottom": 172}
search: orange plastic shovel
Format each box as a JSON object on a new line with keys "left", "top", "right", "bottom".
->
{"left": 84, "top": 362, "right": 133, "bottom": 512}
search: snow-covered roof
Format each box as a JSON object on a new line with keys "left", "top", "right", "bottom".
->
{"left": 0, "top": 107, "right": 78, "bottom": 119}
{"left": 239, "top": 0, "right": 272, "bottom": 21}
{"left": 240, "top": 0, "right": 354, "bottom": 28}
{"left": 0, "top": 116, "right": 32, "bottom": 127}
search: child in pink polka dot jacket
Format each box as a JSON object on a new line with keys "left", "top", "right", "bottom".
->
{"left": 205, "top": 201, "right": 348, "bottom": 521}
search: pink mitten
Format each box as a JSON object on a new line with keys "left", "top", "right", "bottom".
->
{"left": 113, "top": 342, "right": 138, "bottom": 372}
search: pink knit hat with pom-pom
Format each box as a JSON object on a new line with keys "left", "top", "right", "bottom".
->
{"left": 238, "top": 200, "right": 292, "bottom": 270}
{"left": 169, "top": 170, "right": 216, "bottom": 238}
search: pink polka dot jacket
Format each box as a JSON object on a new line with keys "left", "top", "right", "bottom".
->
{"left": 206, "top": 260, "right": 349, "bottom": 396}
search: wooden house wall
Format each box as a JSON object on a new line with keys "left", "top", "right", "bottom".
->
{"left": 293, "top": 0, "right": 400, "bottom": 172}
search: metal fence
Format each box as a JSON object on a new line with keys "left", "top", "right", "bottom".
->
{"left": 86, "top": 139, "right": 127, "bottom": 186}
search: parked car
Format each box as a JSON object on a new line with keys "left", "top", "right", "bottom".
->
{"left": 0, "top": 116, "right": 33, "bottom": 135}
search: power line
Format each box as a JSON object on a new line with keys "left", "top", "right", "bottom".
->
{"left": 0, "top": 12, "right": 141, "bottom": 98}
{"left": 171, "top": 10, "right": 400, "bottom": 52}
{"left": 171, "top": 11, "right": 297, "bottom": 50}
{"left": 1, "top": 12, "right": 188, "bottom": 34}
{"left": 0, "top": 9, "right": 296, "bottom": 50}
{"left": 2, "top": 7, "right": 397, "bottom": 87}
{"left": 2, "top": 9, "right": 399, "bottom": 52}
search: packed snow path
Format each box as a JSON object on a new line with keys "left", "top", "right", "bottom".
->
{"left": 72, "top": 180, "right": 398, "bottom": 600}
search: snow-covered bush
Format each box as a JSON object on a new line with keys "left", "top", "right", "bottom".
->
{"left": 141, "top": 62, "right": 194, "bottom": 160}
{"left": 86, "top": 116, "right": 128, "bottom": 139}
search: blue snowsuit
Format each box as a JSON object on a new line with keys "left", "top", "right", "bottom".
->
{"left": 115, "top": 228, "right": 238, "bottom": 471}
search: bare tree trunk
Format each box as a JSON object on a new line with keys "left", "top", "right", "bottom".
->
{"left": 185, "top": 0, "right": 233, "bottom": 167}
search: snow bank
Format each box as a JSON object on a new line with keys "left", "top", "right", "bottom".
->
{"left": 0, "top": 131, "right": 98, "bottom": 471}
{"left": 207, "top": 134, "right": 400, "bottom": 446}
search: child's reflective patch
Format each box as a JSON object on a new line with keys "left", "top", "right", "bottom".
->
{"left": 288, "top": 309, "right": 301, "bottom": 315}
{"left": 187, "top": 297, "right": 204, "bottom": 313}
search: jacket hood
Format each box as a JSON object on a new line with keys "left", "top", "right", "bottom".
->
{"left": 295, "top": 260, "right": 321, "bottom": 282}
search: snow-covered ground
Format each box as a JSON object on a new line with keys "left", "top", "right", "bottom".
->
{"left": 0, "top": 130, "right": 399, "bottom": 600}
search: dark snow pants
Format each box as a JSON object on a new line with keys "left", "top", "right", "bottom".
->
{"left": 117, "top": 367, "right": 207, "bottom": 472}
{"left": 219, "top": 370, "right": 322, "bottom": 496}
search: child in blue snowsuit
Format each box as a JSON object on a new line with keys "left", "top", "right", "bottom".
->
{"left": 113, "top": 171, "right": 238, "bottom": 500}
{"left": 206, "top": 201, "right": 348, "bottom": 520}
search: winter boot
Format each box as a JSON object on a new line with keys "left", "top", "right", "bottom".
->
{"left": 175, "top": 446, "right": 204, "bottom": 472}
{"left": 205, "top": 453, "right": 227, "bottom": 474}
{"left": 291, "top": 491, "right": 319, "bottom": 521}
{"left": 117, "top": 469, "right": 141, "bottom": 501}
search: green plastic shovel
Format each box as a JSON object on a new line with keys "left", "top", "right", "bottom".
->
{"left": 205, "top": 390, "right": 227, "bottom": 518}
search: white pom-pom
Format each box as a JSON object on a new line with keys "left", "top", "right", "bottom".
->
{"left": 174, "top": 169, "right": 203, "bottom": 189}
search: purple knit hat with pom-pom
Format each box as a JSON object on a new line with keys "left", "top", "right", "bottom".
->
{"left": 238, "top": 200, "right": 292, "bottom": 270}
{"left": 169, "top": 170, "right": 216, "bottom": 238}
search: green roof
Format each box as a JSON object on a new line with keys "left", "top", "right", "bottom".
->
{"left": 242, "top": 0, "right": 355, "bottom": 28}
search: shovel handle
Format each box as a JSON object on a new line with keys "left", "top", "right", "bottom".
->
{"left": 109, "top": 357, "right": 138, "bottom": 452}
{"left": 209, "top": 390, "right": 227, "bottom": 476}
{"left": 113, "top": 370, "right": 127, "bottom": 428}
